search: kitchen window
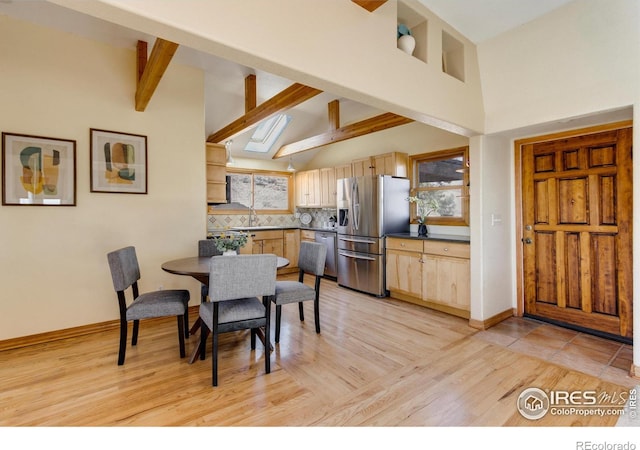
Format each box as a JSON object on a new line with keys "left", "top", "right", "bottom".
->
{"left": 222, "top": 169, "right": 293, "bottom": 213}
{"left": 409, "top": 146, "right": 469, "bottom": 226}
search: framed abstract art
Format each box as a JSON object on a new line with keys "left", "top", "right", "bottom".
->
{"left": 90, "top": 128, "right": 147, "bottom": 194}
{"left": 2, "top": 132, "right": 76, "bottom": 206}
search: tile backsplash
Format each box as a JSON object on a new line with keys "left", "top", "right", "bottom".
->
{"left": 207, "top": 206, "right": 337, "bottom": 231}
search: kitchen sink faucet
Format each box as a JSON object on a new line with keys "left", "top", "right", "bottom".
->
{"left": 248, "top": 206, "right": 259, "bottom": 227}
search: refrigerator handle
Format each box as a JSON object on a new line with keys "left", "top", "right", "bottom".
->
{"left": 338, "top": 251, "right": 376, "bottom": 261}
{"left": 352, "top": 179, "right": 360, "bottom": 231}
{"left": 339, "top": 237, "right": 377, "bottom": 245}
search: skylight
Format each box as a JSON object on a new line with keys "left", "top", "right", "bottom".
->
{"left": 244, "top": 114, "right": 291, "bottom": 153}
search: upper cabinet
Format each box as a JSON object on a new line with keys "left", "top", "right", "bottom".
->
{"left": 334, "top": 164, "right": 352, "bottom": 181}
{"left": 319, "top": 167, "right": 337, "bottom": 207}
{"left": 352, "top": 152, "right": 408, "bottom": 178}
{"left": 295, "top": 152, "right": 408, "bottom": 208}
{"left": 295, "top": 169, "right": 320, "bottom": 207}
{"left": 206, "top": 143, "right": 227, "bottom": 204}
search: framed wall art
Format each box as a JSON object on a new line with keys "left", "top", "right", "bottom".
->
{"left": 2, "top": 132, "right": 76, "bottom": 206}
{"left": 90, "top": 128, "right": 147, "bottom": 194}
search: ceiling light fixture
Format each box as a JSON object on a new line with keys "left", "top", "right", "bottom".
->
{"left": 287, "top": 158, "right": 295, "bottom": 172}
{"left": 225, "top": 140, "right": 235, "bottom": 166}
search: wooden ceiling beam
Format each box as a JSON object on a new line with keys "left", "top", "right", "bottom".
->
{"left": 273, "top": 112, "right": 414, "bottom": 159}
{"left": 245, "top": 74, "right": 256, "bottom": 113}
{"left": 207, "top": 83, "right": 322, "bottom": 143}
{"left": 135, "top": 38, "right": 179, "bottom": 112}
{"left": 351, "top": 0, "right": 388, "bottom": 12}
{"left": 328, "top": 100, "right": 340, "bottom": 132}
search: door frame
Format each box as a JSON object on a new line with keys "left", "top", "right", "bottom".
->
{"left": 513, "top": 120, "right": 633, "bottom": 318}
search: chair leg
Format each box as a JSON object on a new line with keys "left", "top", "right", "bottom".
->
{"left": 264, "top": 296, "right": 271, "bottom": 374}
{"left": 183, "top": 306, "right": 189, "bottom": 339}
{"left": 251, "top": 329, "right": 257, "bottom": 349}
{"left": 314, "top": 296, "right": 321, "bottom": 334}
{"left": 199, "top": 323, "right": 208, "bottom": 361}
{"left": 314, "top": 277, "right": 322, "bottom": 334}
{"left": 212, "top": 303, "right": 219, "bottom": 386}
{"left": 117, "top": 319, "right": 127, "bottom": 365}
{"left": 298, "top": 302, "right": 304, "bottom": 322}
{"left": 275, "top": 304, "right": 282, "bottom": 343}
{"left": 177, "top": 316, "right": 186, "bottom": 358}
{"left": 132, "top": 320, "right": 139, "bottom": 346}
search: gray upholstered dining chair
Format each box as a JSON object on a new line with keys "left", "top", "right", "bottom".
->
{"left": 198, "top": 253, "right": 277, "bottom": 386}
{"left": 107, "top": 246, "right": 190, "bottom": 365}
{"left": 198, "top": 240, "right": 222, "bottom": 303}
{"left": 272, "top": 241, "right": 327, "bottom": 343}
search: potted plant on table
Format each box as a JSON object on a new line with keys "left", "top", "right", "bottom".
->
{"left": 407, "top": 196, "right": 438, "bottom": 236}
{"left": 212, "top": 231, "right": 248, "bottom": 255}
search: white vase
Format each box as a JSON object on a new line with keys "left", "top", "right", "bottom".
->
{"left": 223, "top": 250, "right": 236, "bottom": 256}
{"left": 398, "top": 34, "right": 416, "bottom": 55}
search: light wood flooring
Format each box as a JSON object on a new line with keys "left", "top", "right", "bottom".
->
{"left": 0, "top": 275, "right": 637, "bottom": 427}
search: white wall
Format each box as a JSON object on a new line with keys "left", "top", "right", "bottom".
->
{"left": 0, "top": 16, "right": 206, "bottom": 340}
{"left": 478, "top": 0, "right": 639, "bottom": 134}
{"left": 469, "top": 135, "right": 513, "bottom": 321}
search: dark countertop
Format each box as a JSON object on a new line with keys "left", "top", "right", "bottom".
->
{"left": 208, "top": 228, "right": 466, "bottom": 241}
{"left": 385, "top": 233, "right": 470, "bottom": 244}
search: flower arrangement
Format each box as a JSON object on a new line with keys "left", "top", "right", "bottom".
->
{"left": 211, "top": 231, "right": 248, "bottom": 253}
{"left": 406, "top": 196, "right": 438, "bottom": 224}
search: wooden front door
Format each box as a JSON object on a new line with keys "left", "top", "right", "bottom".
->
{"left": 521, "top": 127, "right": 633, "bottom": 339}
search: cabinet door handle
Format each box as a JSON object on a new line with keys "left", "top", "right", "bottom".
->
{"left": 400, "top": 242, "right": 405, "bottom": 247}
{"left": 443, "top": 247, "right": 449, "bottom": 252}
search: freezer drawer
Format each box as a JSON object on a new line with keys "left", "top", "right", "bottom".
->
{"left": 337, "top": 249, "right": 386, "bottom": 297}
{"left": 337, "top": 234, "right": 382, "bottom": 254}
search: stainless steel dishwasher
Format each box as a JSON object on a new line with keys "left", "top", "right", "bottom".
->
{"left": 315, "top": 230, "right": 337, "bottom": 279}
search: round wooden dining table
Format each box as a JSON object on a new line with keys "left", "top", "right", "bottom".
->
{"left": 162, "top": 255, "right": 289, "bottom": 283}
{"left": 161, "top": 255, "right": 289, "bottom": 363}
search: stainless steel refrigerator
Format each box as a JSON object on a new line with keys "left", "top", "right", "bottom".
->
{"left": 336, "top": 175, "right": 410, "bottom": 296}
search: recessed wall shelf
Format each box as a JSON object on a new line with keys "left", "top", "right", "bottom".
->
{"left": 442, "top": 30, "right": 465, "bottom": 82}
{"left": 397, "top": 0, "right": 428, "bottom": 64}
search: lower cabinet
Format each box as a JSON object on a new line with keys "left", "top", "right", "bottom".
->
{"left": 283, "top": 229, "right": 300, "bottom": 273}
{"left": 300, "top": 229, "right": 315, "bottom": 243}
{"left": 386, "top": 237, "right": 470, "bottom": 319}
{"left": 240, "top": 229, "right": 298, "bottom": 274}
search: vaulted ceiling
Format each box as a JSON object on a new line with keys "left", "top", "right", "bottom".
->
{"left": 0, "top": 0, "right": 575, "bottom": 166}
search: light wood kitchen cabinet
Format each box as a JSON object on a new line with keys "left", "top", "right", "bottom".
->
{"left": 300, "top": 229, "right": 315, "bottom": 242}
{"left": 334, "top": 163, "right": 352, "bottom": 180}
{"left": 295, "top": 169, "right": 320, "bottom": 207}
{"left": 386, "top": 237, "right": 470, "bottom": 319}
{"left": 206, "top": 143, "right": 227, "bottom": 203}
{"left": 319, "top": 167, "right": 337, "bottom": 207}
{"left": 351, "top": 157, "right": 372, "bottom": 177}
{"left": 238, "top": 228, "right": 298, "bottom": 274}
{"left": 374, "top": 152, "right": 408, "bottom": 177}
{"left": 351, "top": 152, "right": 408, "bottom": 177}
{"left": 386, "top": 238, "right": 423, "bottom": 299}
{"left": 250, "top": 230, "right": 284, "bottom": 256}
{"left": 283, "top": 229, "right": 300, "bottom": 273}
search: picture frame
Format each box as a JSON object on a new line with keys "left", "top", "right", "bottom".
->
{"left": 90, "top": 128, "right": 147, "bottom": 194}
{"left": 2, "top": 132, "right": 76, "bottom": 206}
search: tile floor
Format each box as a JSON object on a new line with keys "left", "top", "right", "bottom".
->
{"left": 473, "top": 316, "right": 638, "bottom": 389}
